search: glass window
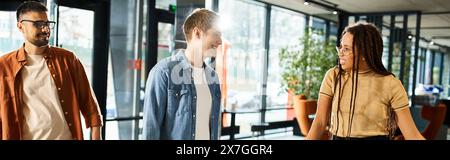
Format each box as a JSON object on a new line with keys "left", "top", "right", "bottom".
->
{"left": 348, "top": 16, "right": 355, "bottom": 24}
{"left": 417, "top": 48, "right": 423, "bottom": 84}
{"left": 267, "top": 6, "right": 305, "bottom": 122}
{"left": 58, "top": 6, "right": 94, "bottom": 83}
{"left": 157, "top": 22, "right": 174, "bottom": 61}
{"left": 219, "top": 0, "right": 266, "bottom": 137}
{"left": 444, "top": 54, "right": 450, "bottom": 97}
{"left": 312, "top": 17, "right": 326, "bottom": 41}
{"left": 312, "top": 17, "right": 326, "bottom": 32}
{"left": 420, "top": 48, "right": 427, "bottom": 84}
{"left": 433, "top": 51, "right": 442, "bottom": 85}
{"left": 107, "top": 0, "right": 143, "bottom": 140}
{"left": 390, "top": 15, "right": 414, "bottom": 92}
{"left": 0, "top": 11, "right": 23, "bottom": 56}
{"left": 106, "top": 120, "right": 132, "bottom": 140}
{"left": 381, "top": 16, "right": 391, "bottom": 69}
{"left": 156, "top": 0, "right": 176, "bottom": 11}
{"left": 329, "top": 22, "right": 338, "bottom": 44}
{"left": 406, "top": 38, "right": 415, "bottom": 95}
{"left": 424, "top": 49, "right": 433, "bottom": 85}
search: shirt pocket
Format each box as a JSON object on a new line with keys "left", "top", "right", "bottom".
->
{"left": 168, "top": 89, "right": 191, "bottom": 116}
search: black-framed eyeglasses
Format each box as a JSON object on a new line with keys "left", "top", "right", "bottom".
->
{"left": 20, "top": 20, "right": 56, "bottom": 29}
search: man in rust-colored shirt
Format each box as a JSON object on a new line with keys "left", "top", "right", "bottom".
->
{"left": 0, "top": 1, "right": 102, "bottom": 140}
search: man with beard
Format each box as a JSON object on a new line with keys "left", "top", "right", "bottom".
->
{"left": 143, "top": 8, "right": 223, "bottom": 140}
{"left": 0, "top": 1, "right": 102, "bottom": 140}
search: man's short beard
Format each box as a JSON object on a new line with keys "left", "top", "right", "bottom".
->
{"left": 30, "top": 39, "right": 49, "bottom": 47}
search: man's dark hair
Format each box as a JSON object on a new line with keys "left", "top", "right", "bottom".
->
{"left": 16, "top": 1, "right": 47, "bottom": 22}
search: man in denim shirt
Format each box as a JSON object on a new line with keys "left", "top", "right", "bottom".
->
{"left": 143, "top": 9, "right": 223, "bottom": 140}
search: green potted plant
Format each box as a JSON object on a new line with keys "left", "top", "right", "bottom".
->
{"left": 279, "top": 27, "right": 336, "bottom": 136}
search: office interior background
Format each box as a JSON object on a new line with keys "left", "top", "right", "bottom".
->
{"left": 1, "top": 0, "right": 450, "bottom": 140}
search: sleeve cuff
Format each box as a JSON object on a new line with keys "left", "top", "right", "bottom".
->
{"left": 393, "top": 104, "right": 409, "bottom": 111}
{"left": 85, "top": 114, "right": 103, "bottom": 128}
{"left": 320, "top": 92, "right": 333, "bottom": 98}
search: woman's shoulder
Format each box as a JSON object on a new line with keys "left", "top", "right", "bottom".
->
{"left": 320, "top": 66, "right": 340, "bottom": 83}
{"left": 372, "top": 73, "right": 404, "bottom": 87}
{"left": 373, "top": 72, "right": 396, "bottom": 79}
{"left": 325, "top": 66, "right": 340, "bottom": 76}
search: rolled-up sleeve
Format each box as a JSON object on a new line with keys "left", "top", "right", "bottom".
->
{"left": 143, "top": 68, "right": 168, "bottom": 140}
{"left": 73, "top": 58, "right": 103, "bottom": 128}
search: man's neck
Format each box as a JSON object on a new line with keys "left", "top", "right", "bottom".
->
{"left": 185, "top": 46, "right": 204, "bottom": 68}
{"left": 24, "top": 42, "right": 47, "bottom": 55}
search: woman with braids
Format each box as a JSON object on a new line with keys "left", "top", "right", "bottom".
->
{"left": 306, "top": 22, "right": 425, "bottom": 140}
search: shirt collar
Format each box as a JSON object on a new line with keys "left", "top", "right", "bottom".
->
{"left": 174, "top": 49, "right": 207, "bottom": 70}
{"left": 16, "top": 44, "right": 52, "bottom": 63}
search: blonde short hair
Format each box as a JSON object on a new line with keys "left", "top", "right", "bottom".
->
{"left": 183, "top": 8, "right": 219, "bottom": 42}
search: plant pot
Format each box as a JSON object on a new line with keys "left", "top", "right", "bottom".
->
{"left": 293, "top": 95, "right": 317, "bottom": 136}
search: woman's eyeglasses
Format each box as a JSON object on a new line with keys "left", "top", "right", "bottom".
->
{"left": 336, "top": 45, "right": 352, "bottom": 56}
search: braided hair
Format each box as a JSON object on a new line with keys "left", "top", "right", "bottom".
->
{"left": 332, "top": 22, "right": 395, "bottom": 139}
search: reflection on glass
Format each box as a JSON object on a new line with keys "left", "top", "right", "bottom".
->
{"left": 219, "top": 0, "right": 266, "bottom": 137}
{"left": 0, "top": 11, "right": 24, "bottom": 56}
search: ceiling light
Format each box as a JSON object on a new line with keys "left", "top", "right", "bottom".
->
{"left": 304, "top": 1, "right": 310, "bottom": 5}
{"left": 332, "top": 10, "right": 338, "bottom": 15}
{"left": 430, "top": 41, "right": 434, "bottom": 45}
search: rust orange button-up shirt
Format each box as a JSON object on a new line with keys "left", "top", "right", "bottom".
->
{"left": 0, "top": 45, "right": 103, "bottom": 140}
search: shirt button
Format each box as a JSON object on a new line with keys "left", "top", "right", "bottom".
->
{"left": 65, "top": 112, "right": 68, "bottom": 115}
{"left": 193, "top": 115, "right": 196, "bottom": 118}
{"left": 194, "top": 96, "right": 197, "bottom": 99}
{"left": 68, "top": 123, "right": 72, "bottom": 126}
{"left": 61, "top": 100, "right": 64, "bottom": 103}
{"left": 52, "top": 74, "right": 56, "bottom": 77}
{"left": 48, "top": 65, "right": 51, "bottom": 68}
{"left": 58, "top": 88, "right": 61, "bottom": 91}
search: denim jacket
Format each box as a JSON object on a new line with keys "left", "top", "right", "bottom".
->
{"left": 143, "top": 49, "right": 222, "bottom": 140}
